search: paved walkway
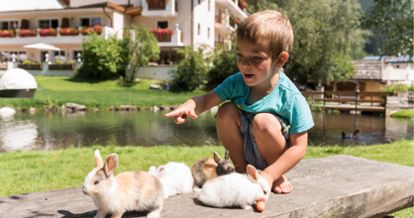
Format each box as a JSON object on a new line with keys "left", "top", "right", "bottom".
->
{"left": 0, "top": 155, "right": 413, "bottom": 218}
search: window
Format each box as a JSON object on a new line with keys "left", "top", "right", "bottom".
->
{"left": 207, "top": 27, "right": 210, "bottom": 39}
{"left": 80, "top": 17, "right": 101, "bottom": 27}
{"left": 197, "top": 23, "right": 200, "bottom": 36}
{"left": 1, "top": 21, "right": 18, "bottom": 30}
{"left": 91, "top": 17, "right": 102, "bottom": 26}
{"left": 54, "top": 51, "right": 66, "bottom": 62}
{"left": 39, "top": 19, "right": 58, "bottom": 29}
{"left": 208, "top": 0, "right": 211, "bottom": 11}
{"left": 157, "top": 21, "right": 168, "bottom": 29}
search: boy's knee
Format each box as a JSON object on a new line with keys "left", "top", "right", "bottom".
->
{"left": 216, "top": 102, "right": 239, "bottom": 122}
{"left": 251, "top": 113, "right": 282, "bottom": 135}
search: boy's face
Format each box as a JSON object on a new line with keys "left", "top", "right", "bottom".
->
{"left": 236, "top": 39, "right": 276, "bottom": 87}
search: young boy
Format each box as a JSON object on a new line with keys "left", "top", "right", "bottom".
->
{"left": 165, "top": 10, "right": 314, "bottom": 194}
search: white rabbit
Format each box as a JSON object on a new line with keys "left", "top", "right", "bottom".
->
{"left": 82, "top": 150, "right": 164, "bottom": 218}
{"left": 197, "top": 164, "right": 271, "bottom": 210}
{"left": 148, "top": 162, "right": 194, "bottom": 198}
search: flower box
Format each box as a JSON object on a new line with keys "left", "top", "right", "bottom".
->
{"left": 19, "top": 29, "right": 37, "bottom": 37}
{"left": 80, "top": 25, "right": 102, "bottom": 35}
{"left": 0, "top": 30, "right": 15, "bottom": 37}
{"left": 59, "top": 27, "right": 79, "bottom": 36}
{"left": 39, "top": 28, "right": 57, "bottom": 37}
{"left": 147, "top": 0, "right": 166, "bottom": 10}
{"left": 150, "top": 28, "right": 173, "bottom": 42}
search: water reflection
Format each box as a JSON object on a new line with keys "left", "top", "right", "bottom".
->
{"left": 0, "top": 111, "right": 412, "bottom": 152}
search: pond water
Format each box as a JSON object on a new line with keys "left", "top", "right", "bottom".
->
{"left": 0, "top": 111, "right": 413, "bottom": 152}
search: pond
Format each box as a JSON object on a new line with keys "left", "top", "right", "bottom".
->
{"left": 0, "top": 111, "right": 413, "bottom": 152}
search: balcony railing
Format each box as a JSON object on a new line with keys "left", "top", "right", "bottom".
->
{"left": 0, "top": 26, "right": 102, "bottom": 38}
{"left": 149, "top": 25, "right": 183, "bottom": 46}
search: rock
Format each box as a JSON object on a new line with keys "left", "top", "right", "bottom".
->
{"left": 63, "top": 103, "right": 86, "bottom": 113}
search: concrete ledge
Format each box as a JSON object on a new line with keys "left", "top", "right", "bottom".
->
{"left": 0, "top": 155, "right": 413, "bottom": 218}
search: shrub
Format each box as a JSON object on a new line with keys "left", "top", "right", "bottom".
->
{"left": 206, "top": 45, "right": 238, "bottom": 89}
{"left": 76, "top": 34, "right": 122, "bottom": 80}
{"left": 170, "top": 47, "right": 210, "bottom": 91}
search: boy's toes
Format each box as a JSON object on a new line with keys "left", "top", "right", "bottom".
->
{"left": 272, "top": 176, "right": 293, "bottom": 194}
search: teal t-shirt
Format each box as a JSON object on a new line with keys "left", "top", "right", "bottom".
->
{"left": 213, "top": 72, "right": 314, "bottom": 134}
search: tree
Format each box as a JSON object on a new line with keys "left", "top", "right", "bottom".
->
{"left": 122, "top": 26, "right": 160, "bottom": 85}
{"left": 247, "top": 0, "right": 367, "bottom": 84}
{"left": 363, "top": 0, "right": 413, "bottom": 57}
{"left": 206, "top": 45, "right": 238, "bottom": 89}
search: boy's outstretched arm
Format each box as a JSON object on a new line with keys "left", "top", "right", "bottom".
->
{"left": 164, "top": 91, "right": 221, "bottom": 124}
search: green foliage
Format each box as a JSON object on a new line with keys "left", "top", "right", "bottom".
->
{"left": 206, "top": 45, "right": 238, "bottom": 89}
{"left": 247, "top": 0, "right": 367, "bottom": 84}
{"left": 363, "top": 0, "right": 414, "bottom": 56}
{"left": 381, "top": 84, "right": 409, "bottom": 94}
{"left": 77, "top": 34, "right": 123, "bottom": 80}
{"left": 391, "top": 109, "right": 414, "bottom": 119}
{"left": 171, "top": 47, "right": 210, "bottom": 91}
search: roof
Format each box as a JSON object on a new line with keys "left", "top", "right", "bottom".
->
{"left": 0, "top": 0, "right": 65, "bottom": 12}
{"left": 362, "top": 55, "right": 414, "bottom": 63}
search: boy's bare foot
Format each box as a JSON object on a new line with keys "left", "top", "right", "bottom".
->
{"left": 272, "top": 175, "right": 293, "bottom": 194}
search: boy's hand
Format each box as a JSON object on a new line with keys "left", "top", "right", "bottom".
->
{"left": 164, "top": 108, "right": 198, "bottom": 124}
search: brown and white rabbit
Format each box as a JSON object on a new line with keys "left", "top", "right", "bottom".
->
{"left": 191, "top": 150, "right": 235, "bottom": 188}
{"left": 82, "top": 150, "right": 164, "bottom": 218}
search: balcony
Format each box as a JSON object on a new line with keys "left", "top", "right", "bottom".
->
{"left": 150, "top": 25, "right": 183, "bottom": 47}
{"left": 141, "top": 0, "right": 177, "bottom": 17}
{"left": 0, "top": 26, "right": 116, "bottom": 45}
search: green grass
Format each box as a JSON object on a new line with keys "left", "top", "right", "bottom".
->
{"left": 0, "top": 76, "right": 205, "bottom": 109}
{"left": 391, "top": 109, "right": 414, "bottom": 119}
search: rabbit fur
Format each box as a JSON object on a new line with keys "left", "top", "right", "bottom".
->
{"left": 82, "top": 150, "right": 164, "bottom": 218}
{"left": 197, "top": 164, "right": 270, "bottom": 210}
{"left": 191, "top": 151, "right": 235, "bottom": 188}
{"left": 148, "top": 162, "right": 194, "bottom": 198}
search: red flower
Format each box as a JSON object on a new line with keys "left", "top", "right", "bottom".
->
{"left": 81, "top": 25, "right": 102, "bottom": 35}
{"left": 39, "top": 28, "right": 57, "bottom": 36}
{"left": 0, "top": 30, "right": 15, "bottom": 37}
{"left": 19, "top": 29, "right": 37, "bottom": 37}
{"left": 59, "top": 27, "right": 79, "bottom": 36}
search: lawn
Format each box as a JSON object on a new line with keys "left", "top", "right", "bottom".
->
{"left": 0, "top": 76, "right": 205, "bottom": 109}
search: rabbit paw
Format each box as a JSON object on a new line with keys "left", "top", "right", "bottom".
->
{"left": 241, "top": 204, "right": 253, "bottom": 210}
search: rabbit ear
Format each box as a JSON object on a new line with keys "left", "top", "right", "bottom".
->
{"left": 246, "top": 164, "right": 258, "bottom": 182}
{"left": 94, "top": 150, "right": 103, "bottom": 168}
{"left": 213, "top": 152, "right": 221, "bottom": 163}
{"left": 104, "top": 154, "right": 118, "bottom": 176}
{"left": 224, "top": 150, "right": 230, "bottom": 160}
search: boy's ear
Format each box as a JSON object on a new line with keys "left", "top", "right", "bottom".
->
{"left": 275, "top": 51, "right": 289, "bottom": 67}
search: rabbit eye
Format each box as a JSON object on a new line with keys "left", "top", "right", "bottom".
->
{"left": 263, "top": 190, "right": 267, "bottom": 195}
{"left": 94, "top": 181, "right": 99, "bottom": 185}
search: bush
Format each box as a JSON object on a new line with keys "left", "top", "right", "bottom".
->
{"left": 170, "top": 47, "right": 210, "bottom": 91}
{"left": 77, "top": 34, "right": 123, "bottom": 80}
{"left": 206, "top": 45, "right": 238, "bottom": 89}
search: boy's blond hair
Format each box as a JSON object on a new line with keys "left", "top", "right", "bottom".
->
{"left": 236, "top": 10, "right": 294, "bottom": 60}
